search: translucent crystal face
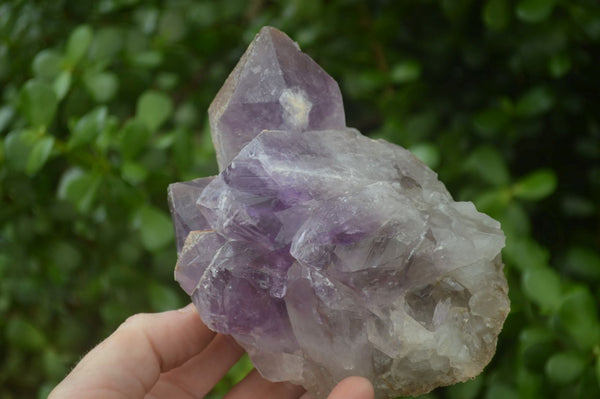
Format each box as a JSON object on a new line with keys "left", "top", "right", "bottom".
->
{"left": 168, "top": 26, "right": 510, "bottom": 399}
{"left": 208, "top": 27, "right": 345, "bottom": 171}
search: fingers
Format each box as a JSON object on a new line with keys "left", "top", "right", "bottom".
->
{"left": 49, "top": 304, "right": 216, "bottom": 399}
{"left": 326, "top": 377, "right": 375, "bottom": 399}
{"left": 148, "top": 334, "right": 245, "bottom": 398}
{"left": 299, "top": 377, "right": 375, "bottom": 399}
{"left": 224, "top": 369, "right": 305, "bottom": 399}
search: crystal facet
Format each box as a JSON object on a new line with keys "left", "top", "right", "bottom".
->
{"left": 168, "top": 26, "right": 509, "bottom": 399}
{"left": 208, "top": 27, "right": 346, "bottom": 170}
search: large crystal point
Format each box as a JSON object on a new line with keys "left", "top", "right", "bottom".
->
{"left": 168, "top": 26, "right": 509, "bottom": 399}
{"left": 208, "top": 26, "right": 346, "bottom": 170}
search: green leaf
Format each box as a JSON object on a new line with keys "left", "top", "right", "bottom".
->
{"left": 157, "top": 72, "right": 180, "bottom": 91}
{"left": 147, "top": 282, "right": 182, "bottom": 312}
{"left": 139, "top": 206, "right": 174, "bottom": 251}
{"left": 5, "top": 317, "right": 46, "bottom": 351}
{"left": 38, "top": 384, "right": 55, "bottom": 399}
{"left": 0, "top": 105, "right": 14, "bottom": 133}
{"left": 158, "top": 9, "right": 186, "bottom": 43}
{"left": 483, "top": 0, "right": 509, "bottom": 30}
{"left": 66, "top": 25, "right": 93, "bottom": 64}
{"left": 90, "top": 27, "right": 122, "bottom": 62}
{"left": 516, "top": 0, "right": 556, "bottom": 23}
{"left": 408, "top": 143, "right": 440, "bottom": 169}
{"left": 390, "top": 61, "right": 421, "bottom": 84}
{"left": 121, "top": 161, "right": 148, "bottom": 184}
{"left": 4, "top": 129, "right": 53, "bottom": 175}
{"left": 84, "top": 72, "right": 119, "bottom": 103}
{"left": 558, "top": 287, "right": 600, "bottom": 350}
{"left": 57, "top": 168, "right": 102, "bottom": 214}
{"left": 519, "top": 327, "right": 555, "bottom": 370}
{"left": 473, "top": 108, "right": 509, "bottom": 138}
{"left": 515, "top": 87, "right": 554, "bottom": 117}
{"left": 4, "top": 129, "right": 36, "bottom": 172}
{"left": 26, "top": 136, "right": 54, "bottom": 175}
{"left": 513, "top": 169, "right": 557, "bottom": 200}
{"left": 446, "top": 374, "right": 483, "bottom": 399}
{"left": 548, "top": 53, "right": 571, "bottom": 78}
{"left": 53, "top": 70, "right": 72, "bottom": 100}
{"left": 504, "top": 237, "right": 549, "bottom": 271}
{"left": 42, "top": 348, "right": 68, "bottom": 380}
{"left": 497, "top": 202, "right": 531, "bottom": 239}
{"left": 20, "top": 80, "right": 58, "bottom": 127}
{"left": 47, "top": 241, "right": 81, "bottom": 273}
{"left": 485, "top": 383, "right": 518, "bottom": 399}
{"left": 120, "top": 119, "right": 151, "bottom": 159}
{"left": 32, "top": 50, "right": 63, "bottom": 80}
{"left": 473, "top": 188, "right": 511, "bottom": 216}
{"left": 136, "top": 90, "right": 173, "bottom": 132}
{"left": 564, "top": 246, "right": 600, "bottom": 281}
{"left": 522, "top": 266, "right": 562, "bottom": 310}
{"left": 465, "top": 146, "right": 511, "bottom": 186}
{"left": 68, "top": 107, "right": 108, "bottom": 149}
{"left": 130, "top": 50, "right": 163, "bottom": 68}
{"left": 596, "top": 357, "right": 600, "bottom": 388}
{"left": 545, "top": 352, "right": 585, "bottom": 385}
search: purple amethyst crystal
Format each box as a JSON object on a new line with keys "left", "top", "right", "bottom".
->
{"left": 168, "top": 26, "right": 509, "bottom": 399}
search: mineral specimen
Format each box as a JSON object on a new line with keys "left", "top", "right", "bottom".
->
{"left": 168, "top": 26, "right": 509, "bottom": 399}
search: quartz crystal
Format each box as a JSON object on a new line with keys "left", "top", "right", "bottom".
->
{"left": 168, "top": 26, "right": 509, "bottom": 399}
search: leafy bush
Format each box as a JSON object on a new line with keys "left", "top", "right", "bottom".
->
{"left": 1, "top": 1, "right": 599, "bottom": 398}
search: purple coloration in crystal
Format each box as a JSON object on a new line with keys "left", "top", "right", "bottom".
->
{"left": 169, "top": 27, "right": 509, "bottom": 399}
{"left": 175, "top": 231, "right": 224, "bottom": 295}
{"left": 168, "top": 177, "right": 214, "bottom": 253}
{"left": 209, "top": 27, "right": 345, "bottom": 171}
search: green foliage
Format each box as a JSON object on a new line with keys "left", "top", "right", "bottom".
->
{"left": 1, "top": 1, "right": 599, "bottom": 398}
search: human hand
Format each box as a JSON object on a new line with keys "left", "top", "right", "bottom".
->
{"left": 49, "top": 303, "right": 375, "bottom": 399}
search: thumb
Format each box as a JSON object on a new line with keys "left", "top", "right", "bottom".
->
{"left": 327, "top": 377, "right": 375, "bottom": 399}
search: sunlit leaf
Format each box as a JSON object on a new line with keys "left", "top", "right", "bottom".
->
{"left": 136, "top": 90, "right": 173, "bottom": 132}
{"left": 545, "top": 351, "right": 585, "bottom": 385}
{"left": 138, "top": 205, "right": 174, "bottom": 251}
{"left": 26, "top": 136, "right": 54, "bottom": 175}
{"left": 408, "top": 142, "right": 440, "bottom": 169}
{"left": 465, "top": 146, "right": 510, "bottom": 186}
{"left": 66, "top": 25, "right": 93, "bottom": 64}
{"left": 32, "top": 50, "right": 63, "bottom": 80}
{"left": 513, "top": 169, "right": 557, "bottom": 201}
{"left": 57, "top": 168, "right": 102, "bottom": 213}
{"left": 84, "top": 72, "right": 119, "bottom": 103}
{"left": 515, "top": 87, "right": 554, "bottom": 117}
{"left": 53, "top": 71, "right": 72, "bottom": 100}
{"left": 390, "top": 61, "right": 421, "bottom": 83}
{"left": 522, "top": 266, "right": 562, "bottom": 310}
{"left": 147, "top": 282, "right": 182, "bottom": 311}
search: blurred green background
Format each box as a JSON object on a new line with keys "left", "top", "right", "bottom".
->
{"left": 1, "top": 0, "right": 599, "bottom": 398}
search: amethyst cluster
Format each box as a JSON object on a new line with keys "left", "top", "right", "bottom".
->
{"left": 168, "top": 27, "right": 509, "bottom": 398}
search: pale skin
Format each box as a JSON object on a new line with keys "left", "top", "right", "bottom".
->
{"left": 49, "top": 303, "right": 375, "bottom": 399}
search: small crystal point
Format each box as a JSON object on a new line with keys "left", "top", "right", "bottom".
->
{"left": 167, "top": 177, "right": 214, "bottom": 253}
{"left": 169, "top": 27, "right": 510, "bottom": 399}
{"left": 208, "top": 26, "right": 346, "bottom": 170}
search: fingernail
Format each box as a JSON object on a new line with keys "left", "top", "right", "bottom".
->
{"left": 178, "top": 303, "right": 196, "bottom": 313}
